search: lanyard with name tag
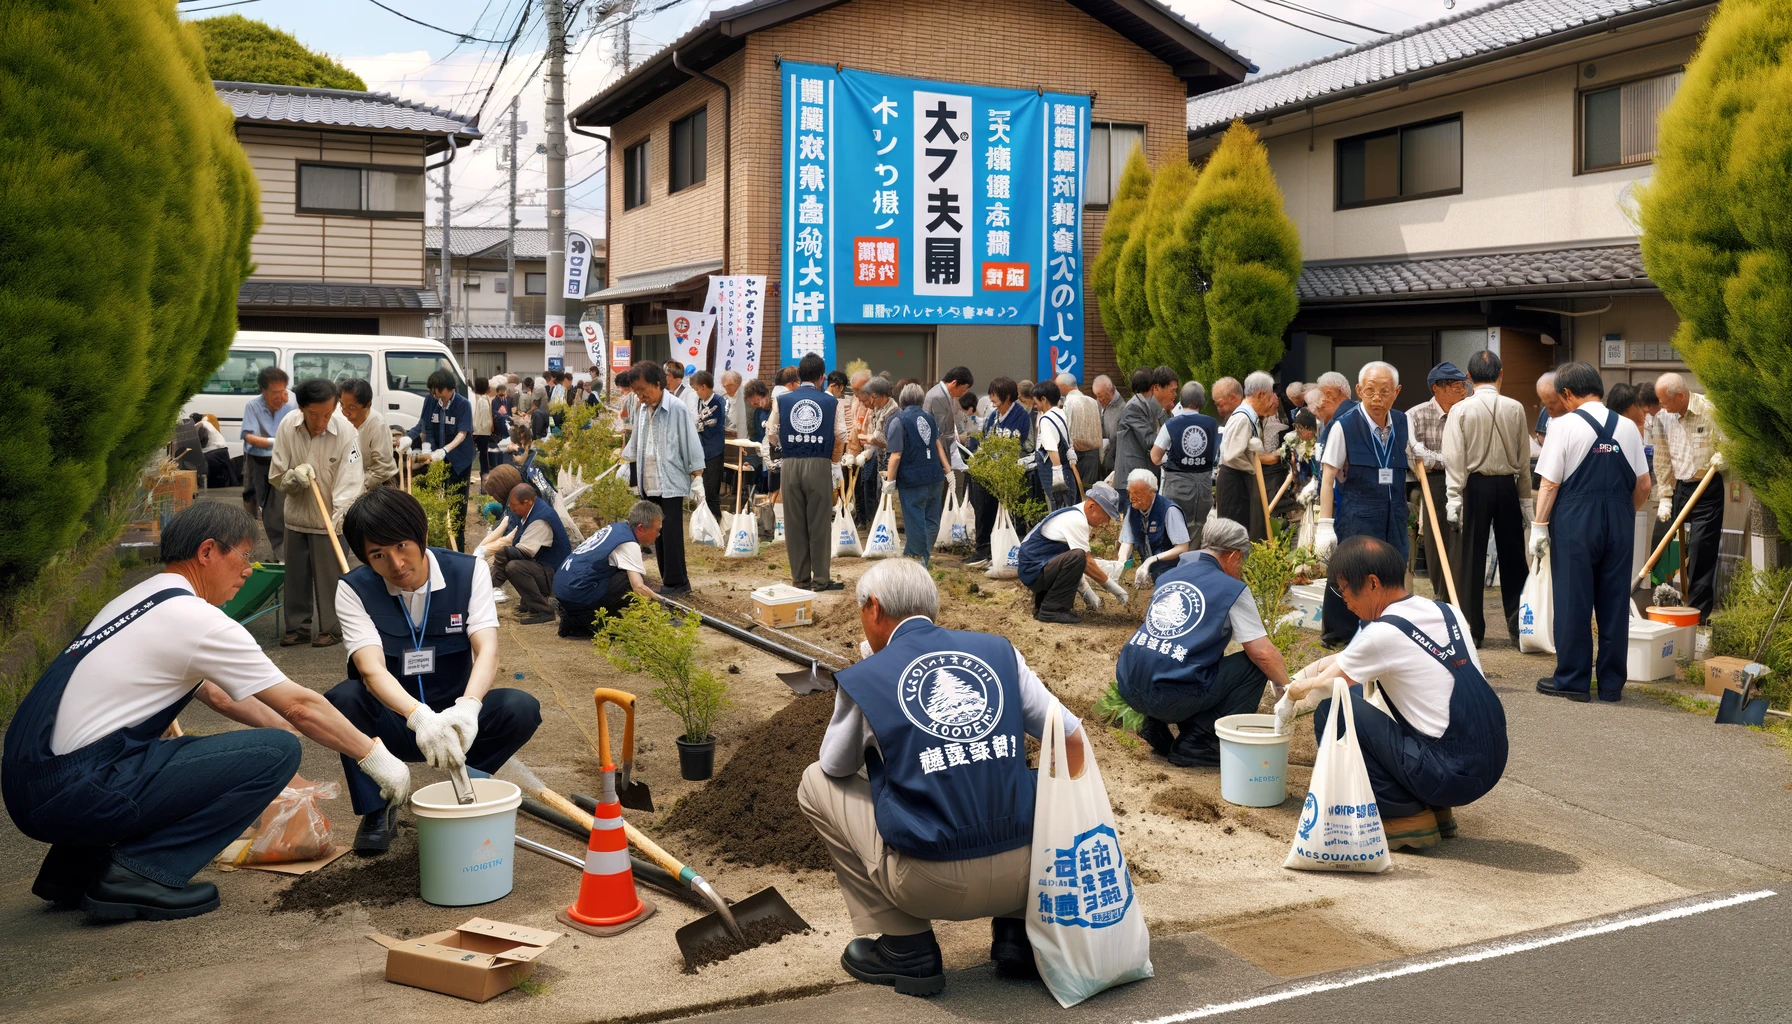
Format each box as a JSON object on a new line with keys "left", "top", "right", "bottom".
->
{"left": 1362, "top": 407, "right": 1397, "bottom": 486}
{"left": 397, "top": 587, "right": 434, "bottom": 700}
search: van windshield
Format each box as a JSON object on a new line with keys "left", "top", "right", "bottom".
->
{"left": 386, "top": 351, "right": 462, "bottom": 395}
{"left": 294, "top": 352, "right": 373, "bottom": 384}
{"left": 202, "top": 350, "right": 278, "bottom": 395}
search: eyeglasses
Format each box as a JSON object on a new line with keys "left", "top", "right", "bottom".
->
{"left": 220, "top": 544, "right": 255, "bottom": 569}
{"left": 1358, "top": 384, "right": 1397, "bottom": 399}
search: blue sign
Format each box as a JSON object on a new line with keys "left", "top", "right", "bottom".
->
{"left": 780, "top": 62, "right": 1089, "bottom": 381}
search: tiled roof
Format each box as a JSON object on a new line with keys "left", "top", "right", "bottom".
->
{"left": 237, "top": 279, "right": 443, "bottom": 311}
{"left": 446, "top": 323, "right": 547, "bottom": 341}
{"left": 425, "top": 228, "right": 607, "bottom": 262}
{"left": 1188, "top": 0, "right": 1699, "bottom": 135}
{"left": 216, "top": 81, "right": 480, "bottom": 144}
{"left": 1299, "top": 243, "right": 1652, "bottom": 303}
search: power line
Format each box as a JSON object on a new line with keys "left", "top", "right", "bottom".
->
{"left": 181, "top": 0, "right": 262, "bottom": 11}
{"left": 1251, "top": 0, "right": 1388, "bottom": 35}
{"left": 365, "top": 0, "right": 515, "bottom": 43}
{"left": 1220, "top": 0, "right": 1362, "bottom": 46}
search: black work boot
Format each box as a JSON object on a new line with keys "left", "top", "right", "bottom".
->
{"left": 990, "top": 917, "right": 1038, "bottom": 978}
{"left": 1137, "top": 718, "right": 1174, "bottom": 758}
{"left": 353, "top": 806, "right": 399, "bottom": 855}
{"left": 841, "top": 930, "right": 945, "bottom": 996}
{"left": 32, "top": 845, "right": 112, "bottom": 908}
{"left": 81, "top": 862, "right": 220, "bottom": 921}
{"left": 1167, "top": 731, "right": 1221, "bottom": 768}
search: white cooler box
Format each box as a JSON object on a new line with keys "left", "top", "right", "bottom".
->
{"left": 1626, "top": 618, "right": 1681, "bottom": 682}
{"left": 1290, "top": 583, "right": 1325, "bottom": 632}
{"left": 750, "top": 584, "right": 816, "bottom": 627}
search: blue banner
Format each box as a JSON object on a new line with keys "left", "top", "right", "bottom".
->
{"left": 781, "top": 62, "right": 1089, "bottom": 381}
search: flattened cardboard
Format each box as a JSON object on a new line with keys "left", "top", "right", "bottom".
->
{"left": 213, "top": 839, "right": 350, "bottom": 875}
{"left": 368, "top": 918, "right": 562, "bottom": 1002}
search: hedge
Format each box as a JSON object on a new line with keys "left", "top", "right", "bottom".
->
{"left": 194, "top": 14, "right": 368, "bottom": 91}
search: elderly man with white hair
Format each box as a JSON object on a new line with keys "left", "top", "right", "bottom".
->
{"left": 1094, "top": 374, "right": 1123, "bottom": 480}
{"left": 1116, "top": 468, "right": 1193, "bottom": 586}
{"left": 1315, "top": 361, "right": 1413, "bottom": 646}
{"left": 1151, "top": 381, "right": 1217, "bottom": 528}
{"left": 800, "top": 558, "right": 1088, "bottom": 996}
{"left": 1056, "top": 372, "right": 1103, "bottom": 496}
{"left": 1651, "top": 372, "right": 1727, "bottom": 620}
{"left": 1215, "top": 371, "right": 1282, "bottom": 539}
{"left": 1115, "top": 517, "right": 1291, "bottom": 768}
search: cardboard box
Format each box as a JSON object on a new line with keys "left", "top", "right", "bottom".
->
{"left": 751, "top": 584, "right": 816, "bottom": 627}
{"left": 367, "top": 918, "right": 561, "bottom": 1002}
{"left": 1704, "top": 656, "right": 1757, "bottom": 697}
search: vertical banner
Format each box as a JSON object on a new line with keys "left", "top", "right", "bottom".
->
{"left": 565, "top": 231, "right": 594, "bottom": 300}
{"left": 781, "top": 62, "right": 1088, "bottom": 380}
{"left": 544, "top": 315, "right": 565, "bottom": 372}
{"left": 579, "top": 318, "right": 605, "bottom": 376}
{"left": 704, "top": 275, "right": 767, "bottom": 380}
{"left": 611, "top": 340, "right": 631, "bottom": 371}
{"left": 667, "top": 309, "right": 715, "bottom": 377}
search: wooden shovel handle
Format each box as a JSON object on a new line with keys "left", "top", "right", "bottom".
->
{"left": 1251, "top": 457, "right": 1274, "bottom": 534}
{"left": 1412, "top": 458, "right": 1461, "bottom": 608}
{"left": 309, "top": 477, "right": 352, "bottom": 574}
{"left": 1636, "top": 461, "right": 1719, "bottom": 586}
{"left": 534, "top": 786, "right": 689, "bottom": 877}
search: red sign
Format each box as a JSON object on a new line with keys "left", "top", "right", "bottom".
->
{"left": 547, "top": 322, "right": 565, "bottom": 339}
{"left": 981, "top": 262, "right": 1030, "bottom": 291}
{"left": 853, "top": 237, "right": 900, "bottom": 286}
{"left": 673, "top": 315, "right": 691, "bottom": 335}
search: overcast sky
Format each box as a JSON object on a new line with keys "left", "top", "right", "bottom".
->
{"left": 185, "top": 0, "right": 1479, "bottom": 234}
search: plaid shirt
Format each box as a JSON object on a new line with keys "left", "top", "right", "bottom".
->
{"left": 1653, "top": 390, "right": 1724, "bottom": 497}
{"left": 1407, "top": 397, "right": 1447, "bottom": 470}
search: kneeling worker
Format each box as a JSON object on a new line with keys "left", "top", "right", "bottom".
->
{"left": 1016, "top": 481, "right": 1129, "bottom": 624}
{"left": 1115, "top": 468, "right": 1192, "bottom": 588}
{"left": 800, "top": 559, "right": 1087, "bottom": 996}
{"left": 327, "top": 489, "right": 542, "bottom": 854}
{"left": 1283, "top": 535, "right": 1508, "bottom": 850}
{"left": 4, "top": 503, "right": 410, "bottom": 920}
{"left": 553, "top": 500, "right": 665, "bottom": 638}
{"left": 483, "top": 483, "right": 569, "bottom": 626}
{"left": 1117, "top": 518, "right": 1290, "bottom": 767}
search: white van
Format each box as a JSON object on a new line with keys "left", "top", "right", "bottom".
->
{"left": 184, "top": 331, "right": 467, "bottom": 457}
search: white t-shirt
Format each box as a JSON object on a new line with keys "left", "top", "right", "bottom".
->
{"left": 608, "top": 540, "right": 646, "bottom": 576}
{"left": 1118, "top": 502, "right": 1190, "bottom": 549}
{"left": 337, "top": 551, "right": 499, "bottom": 664}
{"left": 1333, "top": 595, "right": 1483, "bottom": 737}
{"left": 1534, "top": 401, "right": 1649, "bottom": 485}
{"left": 1038, "top": 507, "right": 1091, "bottom": 553}
{"left": 52, "top": 574, "right": 284, "bottom": 755}
{"left": 1036, "top": 408, "right": 1068, "bottom": 457}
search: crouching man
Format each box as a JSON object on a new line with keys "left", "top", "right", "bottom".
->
{"left": 553, "top": 500, "right": 665, "bottom": 638}
{"left": 326, "top": 489, "right": 542, "bottom": 854}
{"left": 800, "top": 558, "right": 1087, "bottom": 996}
{"left": 1016, "top": 481, "right": 1130, "bottom": 624}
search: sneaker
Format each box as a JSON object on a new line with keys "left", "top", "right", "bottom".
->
{"left": 518, "top": 612, "right": 555, "bottom": 625}
{"left": 840, "top": 931, "right": 945, "bottom": 997}
{"left": 1535, "top": 678, "right": 1591, "bottom": 703}
{"left": 492, "top": 587, "right": 509, "bottom": 604}
{"left": 1383, "top": 809, "right": 1441, "bottom": 851}
{"left": 990, "top": 918, "right": 1037, "bottom": 978}
{"left": 815, "top": 580, "right": 845, "bottom": 592}
{"left": 965, "top": 556, "right": 990, "bottom": 569}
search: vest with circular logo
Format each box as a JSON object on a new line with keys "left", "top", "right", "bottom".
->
{"left": 553, "top": 522, "right": 633, "bottom": 605}
{"left": 777, "top": 384, "right": 837, "bottom": 459}
{"left": 894, "top": 406, "right": 945, "bottom": 488}
{"left": 1163, "top": 411, "right": 1217, "bottom": 473}
{"left": 1126, "top": 494, "right": 1178, "bottom": 558}
{"left": 1116, "top": 552, "right": 1245, "bottom": 696}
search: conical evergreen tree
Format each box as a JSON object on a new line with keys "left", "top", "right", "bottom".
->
{"left": 1092, "top": 144, "right": 1153, "bottom": 367}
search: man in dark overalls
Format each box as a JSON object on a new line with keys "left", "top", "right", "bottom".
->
{"left": 327, "top": 489, "right": 542, "bottom": 853}
{"left": 3, "top": 503, "right": 408, "bottom": 920}
{"left": 1531, "top": 362, "right": 1653, "bottom": 702}
{"left": 1315, "top": 362, "right": 1411, "bottom": 647}
{"left": 1287, "top": 536, "right": 1509, "bottom": 850}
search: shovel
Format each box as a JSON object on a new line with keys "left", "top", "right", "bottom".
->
{"left": 594, "top": 688, "right": 654, "bottom": 812}
{"left": 1716, "top": 573, "right": 1792, "bottom": 726}
{"left": 776, "top": 660, "right": 836, "bottom": 695}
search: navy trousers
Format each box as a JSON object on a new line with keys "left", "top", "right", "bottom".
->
{"left": 1122, "top": 650, "right": 1266, "bottom": 750}
{"left": 324, "top": 682, "right": 542, "bottom": 815}
{"left": 1550, "top": 499, "right": 1633, "bottom": 700}
{"left": 1313, "top": 687, "right": 1432, "bottom": 820}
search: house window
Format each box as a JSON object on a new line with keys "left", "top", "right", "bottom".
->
{"left": 1335, "top": 115, "right": 1462, "bottom": 209}
{"left": 525, "top": 272, "right": 547, "bottom": 295}
{"left": 670, "top": 107, "right": 708, "bottom": 192}
{"left": 297, "top": 164, "right": 425, "bottom": 217}
{"left": 1084, "top": 123, "right": 1145, "bottom": 207}
{"left": 623, "top": 140, "right": 649, "bottom": 209}
{"left": 1581, "top": 70, "right": 1683, "bottom": 172}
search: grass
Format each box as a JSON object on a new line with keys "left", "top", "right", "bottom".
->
{"left": 1632, "top": 685, "right": 1719, "bottom": 717}
{"left": 510, "top": 971, "right": 549, "bottom": 997}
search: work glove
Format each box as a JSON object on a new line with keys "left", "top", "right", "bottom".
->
{"left": 882, "top": 478, "right": 897, "bottom": 496}
{"left": 1528, "top": 521, "right": 1551, "bottom": 561}
{"left": 357, "top": 738, "right": 413, "bottom": 809}
{"left": 1446, "top": 497, "right": 1462, "bottom": 525}
{"left": 430, "top": 447, "right": 447, "bottom": 463}
{"left": 479, "top": 527, "right": 515, "bottom": 556}
{"left": 286, "top": 463, "right": 316, "bottom": 488}
{"left": 1051, "top": 465, "right": 1066, "bottom": 491}
{"left": 397, "top": 435, "right": 414, "bottom": 453}
{"left": 1298, "top": 479, "right": 1318, "bottom": 506}
{"left": 691, "top": 480, "right": 705, "bottom": 505}
{"left": 1520, "top": 498, "right": 1535, "bottom": 526}
{"left": 1078, "top": 579, "right": 1101, "bottom": 611}
{"left": 832, "top": 464, "right": 844, "bottom": 485}
{"left": 495, "top": 438, "right": 515, "bottom": 453}
{"left": 1710, "top": 450, "right": 1726, "bottom": 472}
{"left": 1273, "top": 692, "right": 1294, "bottom": 736}
{"left": 407, "top": 704, "right": 466, "bottom": 772}
{"left": 1016, "top": 456, "right": 1033, "bottom": 469}
{"left": 1102, "top": 579, "right": 1128, "bottom": 603}
{"left": 438, "top": 696, "right": 482, "bottom": 754}
{"left": 1658, "top": 497, "right": 1673, "bottom": 522}
{"left": 1314, "top": 517, "right": 1337, "bottom": 559}
{"left": 1132, "top": 557, "right": 1157, "bottom": 588}
{"left": 1247, "top": 437, "right": 1264, "bottom": 454}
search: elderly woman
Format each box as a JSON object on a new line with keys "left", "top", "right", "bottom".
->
{"left": 884, "top": 382, "right": 951, "bottom": 565}
{"left": 1115, "top": 517, "right": 1290, "bottom": 767}
{"left": 1115, "top": 468, "right": 1192, "bottom": 587}
{"left": 1283, "top": 534, "right": 1508, "bottom": 849}
{"left": 966, "top": 377, "right": 1032, "bottom": 568}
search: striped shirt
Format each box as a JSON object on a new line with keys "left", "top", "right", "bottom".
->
{"left": 1652, "top": 391, "right": 1724, "bottom": 497}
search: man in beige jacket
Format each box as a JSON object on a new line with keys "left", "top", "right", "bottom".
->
{"left": 337, "top": 378, "right": 398, "bottom": 491}
{"left": 271, "top": 378, "right": 365, "bottom": 647}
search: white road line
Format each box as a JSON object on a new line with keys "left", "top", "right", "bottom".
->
{"left": 1136, "top": 889, "right": 1778, "bottom": 1023}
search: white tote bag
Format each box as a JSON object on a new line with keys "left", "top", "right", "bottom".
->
{"left": 934, "top": 486, "right": 960, "bottom": 551}
{"left": 987, "top": 505, "right": 1021, "bottom": 579}
{"left": 830, "top": 498, "right": 863, "bottom": 559}
{"left": 689, "top": 498, "right": 724, "bottom": 547}
{"left": 863, "top": 491, "right": 902, "bottom": 558}
{"left": 1518, "top": 552, "right": 1555, "bottom": 654}
{"left": 1284, "top": 678, "right": 1391, "bottom": 873}
{"left": 723, "top": 510, "right": 760, "bottom": 559}
{"left": 954, "top": 486, "right": 977, "bottom": 543}
{"left": 1028, "top": 702, "right": 1153, "bottom": 1008}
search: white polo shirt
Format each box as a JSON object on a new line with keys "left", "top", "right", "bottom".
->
{"left": 336, "top": 551, "right": 499, "bottom": 664}
{"left": 1333, "top": 594, "right": 1484, "bottom": 738}
{"left": 1534, "top": 400, "right": 1649, "bottom": 485}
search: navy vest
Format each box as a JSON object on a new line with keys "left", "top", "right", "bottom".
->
{"left": 697, "top": 394, "right": 726, "bottom": 460}
{"left": 985, "top": 403, "right": 1030, "bottom": 441}
{"left": 1162, "top": 411, "right": 1217, "bottom": 474}
{"left": 1115, "top": 553, "right": 1246, "bottom": 698}
{"left": 1034, "top": 408, "right": 1071, "bottom": 478}
{"left": 415, "top": 393, "right": 476, "bottom": 475}
{"left": 553, "top": 522, "right": 635, "bottom": 605}
{"left": 894, "top": 406, "right": 945, "bottom": 488}
{"left": 518, "top": 498, "right": 570, "bottom": 570}
{"left": 778, "top": 385, "right": 837, "bottom": 459}
{"left": 1125, "top": 494, "right": 1178, "bottom": 558}
{"left": 1016, "top": 506, "right": 1082, "bottom": 586}
{"left": 344, "top": 548, "right": 477, "bottom": 702}
{"left": 1335, "top": 405, "right": 1411, "bottom": 557}
{"left": 834, "top": 619, "right": 1034, "bottom": 860}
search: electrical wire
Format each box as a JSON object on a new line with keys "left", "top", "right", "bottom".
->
{"left": 1219, "top": 0, "right": 1362, "bottom": 45}
{"left": 1251, "top": 0, "right": 1387, "bottom": 35}
{"left": 365, "top": 0, "right": 516, "bottom": 43}
{"left": 180, "top": 0, "right": 262, "bottom": 10}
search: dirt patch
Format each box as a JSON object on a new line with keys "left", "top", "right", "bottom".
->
{"left": 271, "top": 825, "right": 418, "bottom": 917}
{"left": 1151, "top": 786, "right": 1226, "bottom": 824}
{"left": 659, "top": 693, "right": 835, "bottom": 871}
{"left": 681, "top": 916, "right": 811, "bottom": 973}
{"left": 1206, "top": 910, "right": 1397, "bottom": 977}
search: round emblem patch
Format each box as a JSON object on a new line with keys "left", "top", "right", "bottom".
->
{"left": 899, "top": 652, "right": 1004, "bottom": 742}
{"left": 1144, "top": 580, "right": 1207, "bottom": 641}
{"left": 1180, "top": 425, "right": 1208, "bottom": 458}
{"left": 917, "top": 416, "right": 933, "bottom": 445}
{"left": 789, "top": 398, "right": 823, "bottom": 435}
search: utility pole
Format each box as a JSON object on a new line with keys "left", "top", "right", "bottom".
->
{"left": 544, "top": 0, "right": 568, "bottom": 373}
{"left": 616, "top": 0, "right": 633, "bottom": 73}
{"left": 506, "top": 95, "right": 519, "bottom": 327}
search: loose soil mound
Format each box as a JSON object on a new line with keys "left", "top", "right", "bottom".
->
{"left": 660, "top": 693, "right": 834, "bottom": 871}
{"left": 272, "top": 826, "right": 419, "bottom": 917}
{"left": 1151, "top": 786, "right": 1226, "bottom": 824}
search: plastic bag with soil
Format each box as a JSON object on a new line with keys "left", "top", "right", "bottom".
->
{"left": 236, "top": 777, "right": 337, "bottom": 865}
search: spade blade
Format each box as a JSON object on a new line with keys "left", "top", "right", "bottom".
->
{"left": 618, "top": 780, "right": 655, "bottom": 812}
{"left": 777, "top": 663, "right": 836, "bottom": 695}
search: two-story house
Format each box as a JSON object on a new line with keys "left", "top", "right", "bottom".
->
{"left": 1187, "top": 0, "right": 1712, "bottom": 427}
{"left": 218, "top": 81, "right": 480, "bottom": 336}
{"left": 425, "top": 227, "right": 608, "bottom": 379}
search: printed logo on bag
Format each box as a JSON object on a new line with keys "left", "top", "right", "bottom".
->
{"left": 899, "top": 652, "right": 1004, "bottom": 742}
{"left": 1144, "top": 581, "right": 1207, "bottom": 641}
{"left": 1037, "top": 823, "right": 1133, "bottom": 928}
{"left": 790, "top": 399, "right": 824, "bottom": 436}
{"left": 1180, "top": 425, "right": 1207, "bottom": 460}
{"left": 1297, "top": 792, "right": 1319, "bottom": 840}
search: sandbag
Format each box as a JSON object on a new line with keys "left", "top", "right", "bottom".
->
{"left": 831, "top": 498, "right": 863, "bottom": 559}
{"left": 863, "top": 491, "right": 901, "bottom": 558}
{"left": 1518, "top": 551, "right": 1555, "bottom": 654}
{"left": 723, "top": 510, "right": 760, "bottom": 559}
{"left": 987, "top": 505, "right": 1021, "bottom": 579}
{"left": 1284, "top": 678, "right": 1391, "bottom": 873}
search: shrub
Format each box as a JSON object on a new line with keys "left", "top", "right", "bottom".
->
{"left": 1243, "top": 531, "right": 1307, "bottom": 662}
{"left": 966, "top": 433, "right": 1045, "bottom": 530}
{"left": 1637, "top": 0, "right": 1792, "bottom": 532}
{"left": 1092, "top": 144, "right": 1152, "bottom": 365}
{"left": 410, "top": 459, "right": 465, "bottom": 549}
{"left": 1707, "top": 563, "right": 1792, "bottom": 709}
{"left": 535, "top": 399, "right": 635, "bottom": 525}
{"left": 594, "top": 597, "right": 729, "bottom": 741}
{"left": 0, "top": 2, "right": 258, "bottom": 599}
{"left": 193, "top": 14, "right": 367, "bottom": 90}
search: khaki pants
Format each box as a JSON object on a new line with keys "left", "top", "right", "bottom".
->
{"left": 284, "top": 529, "right": 343, "bottom": 637}
{"left": 797, "top": 762, "right": 1029, "bottom": 936}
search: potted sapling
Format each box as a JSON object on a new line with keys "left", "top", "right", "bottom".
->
{"left": 593, "top": 597, "right": 730, "bottom": 780}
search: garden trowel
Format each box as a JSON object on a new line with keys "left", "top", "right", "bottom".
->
{"left": 595, "top": 687, "right": 654, "bottom": 811}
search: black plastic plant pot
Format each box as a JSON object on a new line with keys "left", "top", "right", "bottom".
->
{"left": 676, "top": 734, "right": 717, "bottom": 781}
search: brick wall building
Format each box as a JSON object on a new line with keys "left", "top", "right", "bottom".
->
{"left": 572, "top": 0, "right": 1249, "bottom": 385}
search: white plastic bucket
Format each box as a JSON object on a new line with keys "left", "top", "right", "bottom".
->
{"left": 411, "top": 778, "right": 522, "bottom": 906}
{"left": 1214, "top": 713, "right": 1291, "bottom": 807}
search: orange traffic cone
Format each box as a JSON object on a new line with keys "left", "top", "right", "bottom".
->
{"left": 556, "top": 768, "right": 655, "bottom": 936}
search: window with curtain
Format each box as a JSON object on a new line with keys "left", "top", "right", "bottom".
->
{"left": 1335, "top": 115, "right": 1462, "bottom": 209}
{"left": 298, "top": 164, "right": 425, "bottom": 217}
{"left": 623, "top": 140, "right": 649, "bottom": 209}
{"left": 670, "top": 107, "right": 707, "bottom": 192}
{"left": 1085, "top": 123, "right": 1144, "bottom": 207}
{"left": 1582, "top": 70, "right": 1682, "bottom": 172}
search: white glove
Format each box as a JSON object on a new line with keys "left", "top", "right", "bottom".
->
{"left": 1016, "top": 456, "right": 1033, "bottom": 469}
{"left": 1273, "top": 692, "right": 1294, "bottom": 736}
{"left": 855, "top": 450, "right": 871, "bottom": 468}
{"left": 950, "top": 450, "right": 966, "bottom": 472}
{"left": 1132, "top": 557, "right": 1157, "bottom": 588}
{"left": 430, "top": 447, "right": 447, "bottom": 463}
{"left": 1519, "top": 498, "right": 1534, "bottom": 526}
{"left": 832, "top": 464, "right": 844, "bottom": 485}
{"left": 1051, "top": 465, "right": 1066, "bottom": 490}
{"left": 437, "top": 696, "right": 482, "bottom": 754}
{"left": 286, "top": 463, "right": 316, "bottom": 487}
{"left": 1298, "top": 479, "right": 1318, "bottom": 506}
{"left": 479, "top": 527, "right": 515, "bottom": 554}
{"left": 691, "top": 480, "right": 706, "bottom": 504}
{"left": 495, "top": 438, "right": 515, "bottom": 453}
{"left": 1247, "top": 437, "right": 1264, "bottom": 454}
{"left": 1314, "top": 517, "right": 1337, "bottom": 559}
{"left": 357, "top": 738, "right": 413, "bottom": 808}
{"left": 1102, "top": 579, "right": 1128, "bottom": 602}
{"left": 1528, "top": 521, "right": 1550, "bottom": 561}
{"left": 1078, "top": 579, "right": 1101, "bottom": 611}
{"left": 1658, "top": 497, "right": 1673, "bottom": 522}
{"left": 397, "top": 435, "right": 414, "bottom": 453}
{"left": 1710, "top": 450, "right": 1726, "bottom": 471}
{"left": 407, "top": 704, "right": 466, "bottom": 771}
{"left": 1446, "top": 497, "right": 1462, "bottom": 525}
{"left": 882, "top": 478, "right": 897, "bottom": 495}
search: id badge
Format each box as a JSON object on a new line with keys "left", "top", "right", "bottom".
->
{"left": 402, "top": 647, "right": 436, "bottom": 676}
{"left": 1378, "top": 468, "right": 1395, "bottom": 485}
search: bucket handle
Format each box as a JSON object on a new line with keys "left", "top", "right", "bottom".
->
{"left": 593, "top": 688, "right": 638, "bottom": 790}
